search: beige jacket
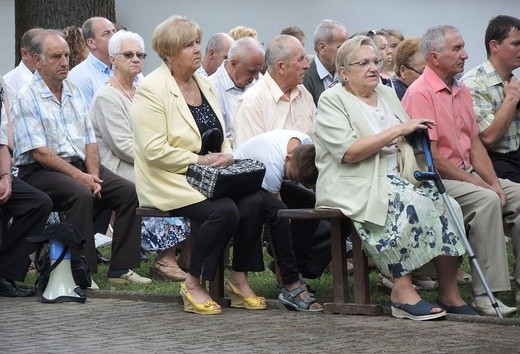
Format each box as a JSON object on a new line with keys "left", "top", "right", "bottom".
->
{"left": 314, "top": 84, "right": 414, "bottom": 226}
{"left": 132, "top": 63, "right": 232, "bottom": 211}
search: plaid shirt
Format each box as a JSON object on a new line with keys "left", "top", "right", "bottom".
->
{"left": 461, "top": 59, "right": 520, "bottom": 153}
{"left": 11, "top": 71, "right": 97, "bottom": 165}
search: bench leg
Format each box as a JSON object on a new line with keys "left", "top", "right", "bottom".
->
{"left": 351, "top": 226, "right": 370, "bottom": 304}
{"left": 329, "top": 218, "right": 349, "bottom": 303}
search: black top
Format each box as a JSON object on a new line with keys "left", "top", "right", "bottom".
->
{"left": 188, "top": 91, "right": 223, "bottom": 153}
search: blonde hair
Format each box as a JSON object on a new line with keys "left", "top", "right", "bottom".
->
{"left": 152, "top": 15, "right": 202, "bottom": 60}
{"left": 228, "top": 25, "right": 258, "bottom": 40}
{"left": 335, "top": 35, "right": 379, "bottom": 75}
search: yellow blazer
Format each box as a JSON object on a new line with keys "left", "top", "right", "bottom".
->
{"left": 314, "top": 84, "right": 413, "bottom": 226}
{"left": 132, "top": 63, "right": 232, "bottom": 211}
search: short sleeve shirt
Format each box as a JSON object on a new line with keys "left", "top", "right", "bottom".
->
{"left": 11, "top": 72, "right": 96, "bottom": 165}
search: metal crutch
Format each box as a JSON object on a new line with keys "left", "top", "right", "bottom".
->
{"left": 405, "top": 129, "right": 503, "bottom": 318}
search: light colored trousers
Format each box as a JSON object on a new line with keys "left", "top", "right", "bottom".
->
{"left": 444, "top": 175, "right": 520, "bottom": 296}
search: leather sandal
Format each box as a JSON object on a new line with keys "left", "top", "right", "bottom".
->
{"left": 149, "top": 260, "right": 186, "bottom": 282}
{"left": 278, "top": 284, "right": 323, "bottom": 312}
{"left": 391, "top": 299, "right": 446, "bottom": 321}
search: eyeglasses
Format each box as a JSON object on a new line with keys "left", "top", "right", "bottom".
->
{"left": 349, "top": 58, "right": 383, "bottom": 69}
{"left": 366, "top": 30, "right": 377, "bottom": 37}
{"left": 115, "top": 51, "right": 147, "bottom": 60}
{"left": 404, "top": 64, "right": 423, "bottom": 75}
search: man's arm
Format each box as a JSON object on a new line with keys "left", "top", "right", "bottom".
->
{"left": 31, "top": 146, "right": 102, "bottom": 197}
{"left": 0, "top": 145, "right": 12, "bottom": 204}
{"left": 431, "top": 136, "right": 505, "bottom": 203}
{"left": 84, "top": 142, "right": 101, "bottom": 178}
{"left": 477, "top": 77, "right": 520, "bottom": 148}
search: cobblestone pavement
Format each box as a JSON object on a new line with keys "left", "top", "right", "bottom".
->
{"left": 2, "top": 295, "right": 520, "bottom": 353}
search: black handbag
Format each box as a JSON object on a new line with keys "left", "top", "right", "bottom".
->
{"left": 186, "top": 159, "right": 266, "bottom": 199}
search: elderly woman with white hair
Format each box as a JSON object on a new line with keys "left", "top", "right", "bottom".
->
{"left": 314, "top": 35, "right": 476, "bottom": 320}
{"left": 90, "top": 30, "right": 189, "bottom": 283}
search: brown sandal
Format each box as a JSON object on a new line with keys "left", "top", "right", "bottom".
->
{"left": 150, "top": 260, "right": 186, "bottom": 282}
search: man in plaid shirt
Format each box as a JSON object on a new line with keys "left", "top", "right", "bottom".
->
{"left": 462, "top": 15, "right": 520, "bottom": 182}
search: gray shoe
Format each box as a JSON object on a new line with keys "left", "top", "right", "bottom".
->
{"left": 471, "top": 297, "right": 517, "bottom": 317}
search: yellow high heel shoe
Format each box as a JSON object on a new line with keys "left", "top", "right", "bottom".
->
{"left": 179, "top": 282, "right": 222, "bottom": 315}
{"left": 225, "top": 280, "right": 267, "bottom": 310}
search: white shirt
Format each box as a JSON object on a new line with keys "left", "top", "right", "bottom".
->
{"left": 3, "top": 61, "right": 34, "bottom": 102}
{"left": 233, "top": 129, "right": 312, "bottom": 193}
{"left": 208, "top": 61, "right": 252, "bottom": 140}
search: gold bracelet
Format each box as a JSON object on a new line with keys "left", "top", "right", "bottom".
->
{"left": 205, "top": 156, "right": 211, "bottom": 165}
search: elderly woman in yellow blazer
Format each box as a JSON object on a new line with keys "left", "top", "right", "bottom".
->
{"left": 314, "top": 35, "right": 476, "bottom": 320}
{"left": 132, "top": 15, "right": 265, "bottom": 315}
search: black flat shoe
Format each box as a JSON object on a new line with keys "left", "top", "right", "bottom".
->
{"left": 0, "top": 277, "right": 35, "bottom": 297}
{"left": 96, "top": 250, "right": 110, "bottom": 264}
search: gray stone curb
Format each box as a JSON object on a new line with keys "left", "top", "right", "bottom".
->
{"left": 86, "top": 289, "right": 520, "bottom": 326}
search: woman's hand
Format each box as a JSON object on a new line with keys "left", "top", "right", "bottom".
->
{"left": 399, "top": 119, "right": 436, "bottom": 137}
{"left": 207, "top": 153, "right": 234, "bottom": 168}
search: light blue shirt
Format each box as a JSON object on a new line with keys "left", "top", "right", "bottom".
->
{"left": 68, "top": 52, "right": 112, "bottom": 105}
{"left": 11, "top": 72, "right": 96, "bottom": 165}
{"left": 315, "top": 56, "right": 337, "bottom": 90}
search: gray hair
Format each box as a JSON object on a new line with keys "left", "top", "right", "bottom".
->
{"left": 108, "top": 30, "right": 145, "bottom": 56}
{"left": 420, "top": 25, "right": 459, "bottom": 59}
{"left": 313, "top": 19, "right": 346, "bottom": 52}
{"left": 228, "top": 36, "right": 264, "bottom": 62}
{"left": 205, "top": 33, "right": 233, "bottom": 55}
{"left": 21, "top": 28, "right": 44, "bottom": 52}
{"left": 265, "top": 34, "right": 299, "bottom": 68}
{"left": 335, "top": 35, "right": 379, "bottom": 74}
{"left": 30, "top": 29, "right": 65, "bottom": 57}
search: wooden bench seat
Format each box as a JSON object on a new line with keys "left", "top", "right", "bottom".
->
{"left": 277, "top": 208, "right": 383, "bottom": 315}
{"left": 136, "top": 207, "right": 229, "bottom": 307}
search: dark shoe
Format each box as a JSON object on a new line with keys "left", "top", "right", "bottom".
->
{"left": 391, "top": 299, "right": 446, "bottom": 321}
{"left": 436, "top": 298, "right": 478, "bottom": 316}
{"left": 96, "top": 250, "right": 110, "bottom": 264}
{"left": 0, "top": 277, "right": 35, "bottom": 297}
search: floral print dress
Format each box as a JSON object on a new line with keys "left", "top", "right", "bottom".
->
{"left": 354, "top": 175, "right": 466, "bottom": 278}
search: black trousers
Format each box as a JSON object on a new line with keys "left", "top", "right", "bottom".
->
{"left": 0, "top": 177, "right": 52, "bottom": 281}
{"left": 174, "top": 192, "right": 264, "bottom": 281}
{"left": 18, "top": 161, "right": 141, "bottom": 274}
{"left": 279, "top": 181, "right": 319, "bottom": 274}
{"left": 257, "top": 189, "right": 300, "bottom": 284}
{"left": 489, "top": 150, "right": 520, "bottom": 183}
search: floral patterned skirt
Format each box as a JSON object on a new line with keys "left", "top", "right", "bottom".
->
{"left": 141, "top": 217, "right": 190, "bottom": 252}
{"left": 354, "top": 175, "right": 466, "bottom": 278}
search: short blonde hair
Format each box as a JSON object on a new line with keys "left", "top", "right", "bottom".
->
{"left": 335, "top": 35, "right": 379, "bottom": 74}
{"left": 228, "top": 25, "right": 258, "bottom": 40}
{"left": 151, "top": 15, "right": 202, "bottom": 60}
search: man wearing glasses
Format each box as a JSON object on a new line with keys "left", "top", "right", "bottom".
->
{"left": 10, "top": 30, "right": 150, "bottom": 285}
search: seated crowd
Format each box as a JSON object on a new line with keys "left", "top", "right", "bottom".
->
{"left": 1, "top": 13, "right": 520, "bottom": 321}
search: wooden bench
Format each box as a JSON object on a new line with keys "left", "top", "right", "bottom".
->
{"left": 136, "top": 207, "right": 230, "bottom": 307}
{"left": 277, "top": 208, "right": 383, "bottom": 315}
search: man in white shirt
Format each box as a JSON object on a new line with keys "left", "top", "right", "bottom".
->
{"left": 3, "top": 28, "right": 44, "bottom": 102}
{"left": 200, "top": 32, "right": 234, "bottom": 76}
{"left": 209, "top": 37, "right": 264, "bottom": 143}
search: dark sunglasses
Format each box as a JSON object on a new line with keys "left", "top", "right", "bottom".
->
{"left": 115, "top": 51, "right": 147, "bottom": 60}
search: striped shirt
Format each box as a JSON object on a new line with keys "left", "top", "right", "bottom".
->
{"left": 11, "top": 71, "right": 96, "bottom": 165}
{"left": 461, "top": 59, "right": 520, "bottom": 154}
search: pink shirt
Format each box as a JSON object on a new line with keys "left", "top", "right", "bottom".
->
{"left": 402, "top": 66, "right": 478, "bottom": 170}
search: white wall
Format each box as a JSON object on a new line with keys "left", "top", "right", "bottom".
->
{"left": 2, "top": 0, "right": 520, "bottom": 75}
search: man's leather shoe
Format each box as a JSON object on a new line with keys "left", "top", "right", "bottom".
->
{"left": 0, "top": 277, "right": 35, "bottom": 297}
{"left": 96, "top": 250, "right": 110, "bottom": 264}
